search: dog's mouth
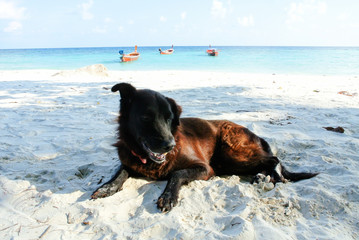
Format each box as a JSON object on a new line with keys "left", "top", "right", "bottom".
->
{"left": 142, "top": 142, "right": 168, "bottom": 164}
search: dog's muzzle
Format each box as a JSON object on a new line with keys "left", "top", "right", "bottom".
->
{"left": 142, "top": 142, "right": 169, "bottom": 164}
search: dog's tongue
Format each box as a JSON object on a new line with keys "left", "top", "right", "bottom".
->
{"left": 139, "top": 156, "right": 147, "bottom": 164}
{"left": 131, "top": 150, "right": 147, "bottom": 164}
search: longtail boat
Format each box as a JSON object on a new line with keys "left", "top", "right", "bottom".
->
{"left": 119, "top": 45, "right": 140, "bottom": 62}
{"left": 159, "top": 45, "right": 174, "bottom": 55}
{"left": 207, "top": 49, "right": 218, "bottom": 56}
{"left": 206, "top": 45, "right": 218, "bottom": 56}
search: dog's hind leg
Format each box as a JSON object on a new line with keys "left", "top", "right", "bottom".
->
{"left": 91, "top": 165, "right": 130, "bottom": 199}
{"left": 251, "top": 156, "right": 318, "bottom": 184}
{"left": 216, "top": 122, "right": 317, "bottom": 184}
{"left": 251, "top": 156, "right": 286, "bottom": 184}
{"left": 157, "top": 164, "right": 214, "bottom": 212}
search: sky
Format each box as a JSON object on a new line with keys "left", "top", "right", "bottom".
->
{"left": 0, "top": 0, "right": 359, "bottom": 49}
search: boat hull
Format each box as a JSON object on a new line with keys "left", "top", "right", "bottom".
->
{"left": 121, "top": 52, "right": 140, "bottom": 62}
{"left": 160, "top": 49, "right": 174, "bottom": 55}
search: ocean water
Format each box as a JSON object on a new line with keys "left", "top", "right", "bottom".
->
{"left": 0, "top": 46, "right": 358, "bottom": 75}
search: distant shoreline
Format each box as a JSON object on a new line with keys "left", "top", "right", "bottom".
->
{"left": 0, "top": 69, "right": 358, "bottom": 79}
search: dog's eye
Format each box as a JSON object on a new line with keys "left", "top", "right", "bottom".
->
{"left": 141, "top": 115, "right": 152, "bottom": 122}
{"left": 165, "top": 113, "right": 173, "bottom": 125}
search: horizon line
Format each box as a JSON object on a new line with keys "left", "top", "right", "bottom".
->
{"left": 1, "top": 45, "right": 359, "bottom": 50}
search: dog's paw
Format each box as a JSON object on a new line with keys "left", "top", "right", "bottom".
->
{"left": 91, "top": 184, "right": 119, "bottom": 199}
{"left": 252, "top": 173, "right": 267, "bottom": 184}
{"left": 157, "top": 193, "right": 178, "bottom": 212}
{"left": 252, "top": 173, "right": 276, "bottom": 191}
{"left": 91, "top": 187, "right": 109, "bottom": 199}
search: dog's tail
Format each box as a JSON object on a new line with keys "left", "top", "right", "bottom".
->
{"left": 280, "top": 164, "right": 318, "bottom": 182}
{"left": 267, "top": 157, "right": 318, "bottom": 182}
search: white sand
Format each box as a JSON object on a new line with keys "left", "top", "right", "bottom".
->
{"left": 0, "top": 66, "right": 358, "bottom": 239}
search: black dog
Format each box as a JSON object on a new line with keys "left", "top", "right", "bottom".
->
{"left": 92, "top": 83, "right": 317, "bottom": 212}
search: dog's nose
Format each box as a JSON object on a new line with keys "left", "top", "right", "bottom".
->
{"left": 162, "top": 139, "right": 176, "bottom": 152}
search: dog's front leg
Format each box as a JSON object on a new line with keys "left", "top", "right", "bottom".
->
{"left": 157, "top": 166, "right": 211, "bottom": 212}
{"left": 91, "top": 165, "right": 129, "bottom": 199}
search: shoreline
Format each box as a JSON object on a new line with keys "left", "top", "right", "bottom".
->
{"left": 1, "top": 68, "right": 358, "bottom": 239}
{"left": 1, "top": 68, "right": 359, "bottom": 77}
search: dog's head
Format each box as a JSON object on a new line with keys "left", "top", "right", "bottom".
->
{"left": 112, "top": 83, "right": 182, "bottom": 164}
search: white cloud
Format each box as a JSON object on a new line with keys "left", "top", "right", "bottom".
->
{"left": 104, "top": 17, "right": 112, "bottom": 23}
{"left": 4, "top": 21, "right": 22, "bottom": 32}
{"left": 181, "top": 12, "right": 187, "bottom": 20}
{"left": 160, "top": 16, "right": 167, "bottom": 22}
{"left": 286, "top": 0, "right": 327, "bottom": 26}
{"left": 211, "top": 0, "right": 227, "bottom": 18}
{"left": 93, "top": 26, "right": 107, "bottom": 33}
{"left": 118, "top": 26, "right": 124, "bottom": 32}
{"left": 0, "top": 1, "right": 26, "bottom": 19}
{"left": 237, "top": 15, "right": 254, "bottom": 27}
{"left": 335, "top": 13, "right": 359, "bottom": 29}
{"left": 336, "top": 13, "right": 349, "bottom": 22}
{"left": 148, "top": 28, "right": 158, "bottom": 34}
{"left": 79, "top": 0, "right": 94, "bottom": 20}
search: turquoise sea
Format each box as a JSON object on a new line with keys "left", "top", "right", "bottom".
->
{"left": 0, "top": 46, "right": 358, "bottom": 75}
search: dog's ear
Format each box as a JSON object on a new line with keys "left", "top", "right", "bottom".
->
{"left": 112, "top": 83, "right": 137, "bottom": 116}
{"left": 166, "top": 97, "right": 182, "bottom": 127}
{"left": 111, "top": 83, "right": 136, "bottom": 100}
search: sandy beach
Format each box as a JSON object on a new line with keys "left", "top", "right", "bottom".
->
{"left": 0, "top": 66, "right": 358, "bottom": 239}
